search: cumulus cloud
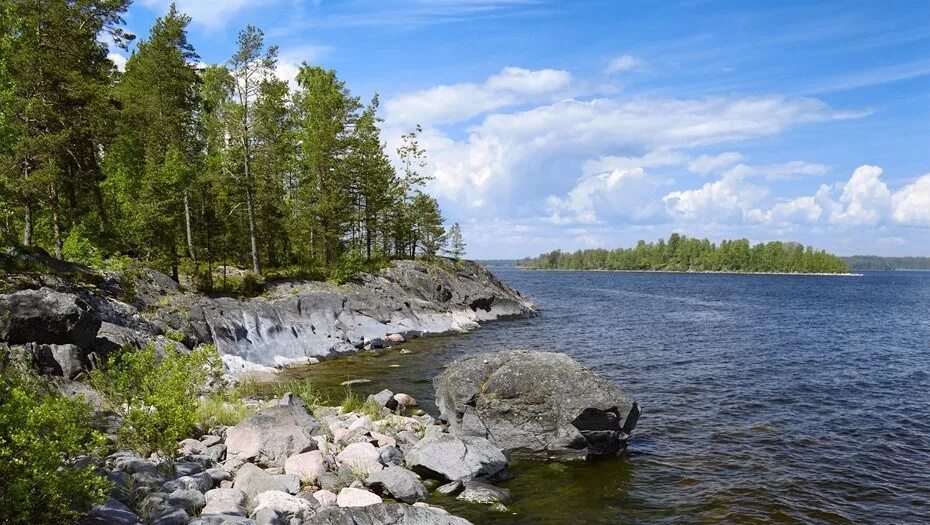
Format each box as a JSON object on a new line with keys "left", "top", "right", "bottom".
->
{"left": 605, "top": 55, "right": 644, "bottom": 74}
{"left": 546, "top": 168, "right": 662, "bottom": 224}
{"left": 829, "top": 165, "right": 891, "bottom": 225}
{"left": 663, "top": 170, "right": 768, "bottom": 222}
{"left": 891, "top": 175, "right": 930, "bottom": 225}
{"left": 274, "top": 45, "right": 331, "bottom": 90}
{"left": 385, "top": 66, "right": 572, "bottom": 126}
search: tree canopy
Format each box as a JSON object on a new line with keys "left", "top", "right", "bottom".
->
{"left": 520, "top": 234, "right": 850, "bottom": 274}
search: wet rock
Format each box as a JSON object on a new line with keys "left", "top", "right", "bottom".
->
{"left": 0, "top": 288, "right": 101, "bottom": 346}
{"left": 336, "top": 487, "right": 382, "bottom": 507}
{"left": 366, "top": 466, "right": 428, "bottom": 503}
{"left": 226, "top": 404, "right": 320, "bottom": 467}
{"left": 434, "top": 350, "right": 640, "bottom": 459}
{"left": 434, "top": 480, "right": 463, "bottom": 496}
{"left": 405, "top": 433, "right": 506, "bottom": 482}
{"left": 455, "top": 481, "right": 510, "bottom": 505}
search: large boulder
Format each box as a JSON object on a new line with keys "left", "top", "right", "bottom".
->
{"left": 0, "top": 288, "right": 101, "bottom": 347}
{"left": 405, "top": 433, "right": 506, "bottom": 482}
{"left": 226, "top": 403, "right": 320, "bottom": 467}
{"left": 233, "top": 463, "right": 291, "bottom": 502}
{"left": 366, "top": 466, "right": 428, "bottom": 503}
{"left": 434, "top": 350, "right": 640, "bottom": 459}
{"left": 306, "top": 503, "right": 473, "bottom": 525}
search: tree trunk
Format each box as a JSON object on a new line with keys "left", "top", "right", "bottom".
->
{"left": 245, "top": 183, "right": 260, "bottom": 274}
{"left": 23, "top": 205, "right": 33, "bottom": 247}
{"left": 183, "top": 190, "right": 196, "bottom": 263}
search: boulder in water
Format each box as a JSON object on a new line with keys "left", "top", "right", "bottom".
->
{"left": 434, "top": 350, "right": 640, "bottom": 459}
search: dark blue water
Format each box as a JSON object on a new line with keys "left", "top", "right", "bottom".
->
{"left": 299, "top": 269, "right": 930, "bottom": 524}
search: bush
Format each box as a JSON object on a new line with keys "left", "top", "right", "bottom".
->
{"left": 90, "top": 344, "right": 221, "bottom": 458}
{"left": 0, "top": 368, "right": 110, "bottom": 524}
{"left": 62, "top": 224, "right": 104, "bottom": 267}
{"left": 196, "top": 395, "right": 253, "bottom": 427}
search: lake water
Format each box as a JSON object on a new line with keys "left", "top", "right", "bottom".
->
{"left": 292, "top": 268, "right": 930, "bottom": 524}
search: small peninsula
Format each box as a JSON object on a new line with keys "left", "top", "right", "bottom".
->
{"left": 519, "top": 234, "right": 850, "bottom": 274}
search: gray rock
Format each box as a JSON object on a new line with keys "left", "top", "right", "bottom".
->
{"left": 206, "top": 467, "right": 232, "bottom": 484}
{"left": 204, "top": 444, "right": 228, "bottom": 462}
{"left": 434, "top": 350, "right": 640, "bottom": 459}
{"left": 252, "top": 507, "right": 283, "bottom": 525}
{"left": 0, "top": 288, "right": 101, "bottom": 346}
{"left": 434, "top": 480, "right": 463, "bottom": 496}
{"left": 162, "top": 472, "right": 213, "bottom": 493}
{"left": 174, "top": 461, "right": 205, "bottom": 477}
{"left": 32, "top": 343, "right": 87, "bottom": 378}
{"left": 226, "top": 405, "right": 320, "bottom": 467}
{"left": 168, "top": 489, "right": 206, "bottom": 513}
{"left": 233, "top": 463, "right": 290, "bottom": 501}
{"left": 202, "top": 488, "right": 248, "bottom": 517}
{"left": 405, "top": 433, "right": 507, "bottom": 482}
{"left": 368, "top": 389, "right": 398, "bottom": 411}
{"left": 455, "top": 481, "right": 510, "bottom": 505}
{"left": 317, "top": 472, "right": 346, "bottom": 493}
{"left": 378, "top": 445, "right": 404, "bottom": 467}
{"left": 151, "top": 508, "right": 189, "bottom": 525}
{"left": 306, "top": 503, "right": 473, "bottom": 525}
{"left": 274, "top": 473, "right": 301, "bottom": 495}
{"left": 80, "top": 498, "right": 141, "bottom": 525}
{"left": 366, "top": 466, "right": 428, "bottom": 503}
{"left": 111, "top": 453, "right": 157, "bottom": 474}
{"left": 190, "top": 517, "right": 256, "bottom": 525}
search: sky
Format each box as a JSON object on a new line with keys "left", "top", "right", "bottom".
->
{"left": 111, "top": 0, "right": 930, "bottom": 258}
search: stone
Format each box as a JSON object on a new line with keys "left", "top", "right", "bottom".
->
{"left": 434, "top": 480, "right": 463, "bottom": 496}
{"left": 80, "top": 498, "right": 141, "bottom": 525}
{"left": 111, "top": 453, "right": 157, "bottom": 474}
{"left": 369, "top": 431, "right": 396, "bottom": 448}
{"left": 233, "top": 463, "right": 290, "bottom": 501}
{"left": 167, "top": 489, "right": 206, "bottom": 513}
{"left": 335, "top": 442, "right": 382, "bottom": 476}
{"left": 393, "top": 393, "right": 416, "bottom": 408}
{"left": 174, "top": 461, "right": 205, "bottom": 477}
{"left": 204, "top": 444, "right": 227, "bottom": 462}
{"left": 305, "top": 503, "right": 474, "bottom": 525}
{"left": 202, "top": 488, "right": 248, "bottom": 517}
{"left": 284, "top": 451, "right": 326, "bottom": 484}
{"left": 312, "top": 489, "right": 337, "bottom": 507}
{"left": 274, "top": 473, "right": 301, "bottom": 495}
{"left": 455, "top": 481, "right": 510, "bottom": 505}
{"left": 434, "top": 350, "right": 640, "bottom": 459}
{"left": 32, "top": 343, "right": 87, "bottom": 379}
{"left": 367, "top": 389, "right": 398, "bottom": 411}
{"left": 347, "top": 415, "right": 373, "bottom": 432}
{"left": 0, "top": 288, "right": 101, "bottom": 347}
{"left": 252, "top": 507, "right": 283, "bottom": 525}
{"left": 226, "top": 404, "right": 320, "bottom": 467}
{"left": 206, "top": 467, "right": 232, "bottom": 484}
{"left": 189, "top": 517, "right": 255, "bottom": 525}
{"left": 366, "top": 466, "right": 428, "bottom": 503}
{"left": 161, "top": 472, "right": 213, "bottom": 493}
{"left": 252, "top": 490, "right": 315, "bottom": 521}
{"left": 336, "top": 487, "right": 382, "bottom": 508}
{"left": 378, "top": 445, "right": 404, "bottom": 467}
{"left": 405, "top": 433, "right": 506, "bottom": 482}
{"left": 178, "top": 439, "right": 205, "bottom": 457}
{"left": 316, "top": 472, "right": 346, "bottom": 493}
{"left": 150, "top": 508, "right": 189, "bottom": 525}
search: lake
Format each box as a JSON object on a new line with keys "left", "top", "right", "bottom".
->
{"left": 291, "top": 268, "right": 930, "bottom": 524}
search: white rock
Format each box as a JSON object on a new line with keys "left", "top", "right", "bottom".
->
{"left": 252, "top": 490, "right": 314, "bottom": 520}
{"left": 369, "top": 432, "right": 396, "bottom": 448}
{"left": 312, "top": 489, "right": 337, "bottom": 507}
{"left": 347, "top": 415, "right": 372, "bottom": 432}
{"left": 336, "top": 442, "right": 382, "bottom": 476}
{"left": 283, "top": 451, "right": 326, "bottom": 484}
{"left": 393, "top": 393, "right": 416, "bottom": 407}
{"left": 336, "top": 487, "right": 382, "bottom": 508}
{"left": 202, "top": 488, "right": 247, "bottom": 517}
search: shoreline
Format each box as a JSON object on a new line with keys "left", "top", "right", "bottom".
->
{"left": 515, "top": 267, "right": 863, "bottom": 277}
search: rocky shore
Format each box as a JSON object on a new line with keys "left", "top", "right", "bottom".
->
{"left": 1, "top": 249, "right": 536, "bottom": 378}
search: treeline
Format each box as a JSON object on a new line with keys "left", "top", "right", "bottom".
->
{"left": 520, "top": 235, "right": 850, "bottom": 274}
{"left": 0, "top": 1, "right": 459, "bottom": 288}
{"left": 842, "top": 256, "right": 930, "bottom": 271}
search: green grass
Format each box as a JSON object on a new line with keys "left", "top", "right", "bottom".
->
{"left": 340, "top": 391, "right": 384, "bottom": 419}
{"left": 196, "top": 395, "right": 253, "bottom": 427}
{"left": 231, "top": 378, "right": 324, "bottom": 407}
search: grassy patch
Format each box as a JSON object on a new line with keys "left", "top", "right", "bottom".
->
{"left": 196, "top": 395, "right": 253, "bottom": 427}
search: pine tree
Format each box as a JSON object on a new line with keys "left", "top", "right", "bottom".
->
{"left": 446, "top": 223, "right": 465, "bottom": 260}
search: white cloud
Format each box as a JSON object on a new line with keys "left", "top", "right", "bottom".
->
{"left": 891, "top": 174, "right": 930, "bottom": 225}
{"left": 547, "top": 168, "right": 661, "bottom": 224}
{"left": 767, "top": 196, "right": 822, "bottom": 224}
{"left": 274, "top": 45, "right": 330, "bottom": 90}
{"left": 605, "top": 55, "right": 644, "bottom": 74}
{"left": 385, "top": 66, "right": 572, "bottom": 126}
{"left": 760, "top": 160, "right": 830, "bottom": 180}
{"left": 663, "top": 170, "right": 768, "bottom": 222}
{"left": 582, "top": 149, "right": 685, "bottom": 176}
{"left": 829, "top": 165, "right": 891, "bottom": 225}
{"left": 140, "top": 0, "right": 272, "bottom": 29}
{"left": 687, "top": 152, "right": 743, "bottom": 175}
{"left": 108, "top": 52, "right": 128, "bottom": 72}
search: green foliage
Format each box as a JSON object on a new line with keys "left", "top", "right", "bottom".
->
{"left": 521, "top": 234, "right": 849, "bottom": 274}
{"left": 0, "top": 367, "right": 110, "bottom": 524}
{"left": 89, "top": 343, "right": 221, "bottom": 457}
{"left": 62, "top": 224, "right": 104, "bottom": 267}
{"left": 340, "top": 391, "right": 383, "bottom": 419}
{"left": 445, "top": 223, "right": 466, "bottom": 261}
{"left": 196, "top": 395, "right": 253, "bottom": 427}
{"left": 232, "top": 377, "right": 324, "bottom": 406}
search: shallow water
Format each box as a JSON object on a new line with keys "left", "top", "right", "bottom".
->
{"left": 288, "top": 268, "right": 930, "bottom": 524}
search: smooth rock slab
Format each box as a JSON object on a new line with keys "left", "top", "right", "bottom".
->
{"left": 336, "top": 487, "right": 383, "bottom": 508}
{"left": 405, "top": 433, "right": 506, "bottom": 482}
{"left": 366, "top": 466, "right": 428, "bottom": 504}
{"left": 0, "top": 288, "right": 101, "bottom": 346}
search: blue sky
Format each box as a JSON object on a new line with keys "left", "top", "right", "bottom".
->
{"left": 112, "top": 0, "right": 930, "bottom": 258}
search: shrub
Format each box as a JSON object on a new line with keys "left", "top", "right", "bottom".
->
{"left": 62, "top": 224, "right": 104, "bottom": 268}
{"left": 90, "top": 343, "right": 221, "bottom": 458}
{"left": 0, "top": 368, "right": 110, "bottom": 524}
{"left": 196, "top": 395, "right": 253, "bottom": 427}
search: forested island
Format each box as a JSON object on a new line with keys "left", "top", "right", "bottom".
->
{"left": 0, "top": 2, "right": 467, "bottom": 292}
{"left": 519, "top": 235, "right": 850, "bottom": 274}
{"left": 841, "top": 256, "right": 930, "bottom": 271}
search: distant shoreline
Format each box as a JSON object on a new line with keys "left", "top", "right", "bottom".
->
{"left": 515, "top": 267, "right": 863, "bottom": 277}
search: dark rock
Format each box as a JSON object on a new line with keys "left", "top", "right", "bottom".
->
{"left": 151, "top": 508, "right": 189, "bottom": 525}
{"left": 0, "top": 288, "right": 101, "bottom": 346}
{"left": 378, "top": 445, "right": 404, "bottom": 467}
{"left": 168, "top": 489, "right": 206, "bottom": 513}
{"left": 32, "top": 343, "right": 87, "bottom": 378}
{"left": 306, "top": 503, "right": 473, "bottom": 525}
{"left": 434, "top": 350, "right": 639, "bottom": 459}
{"left": 405, "top": 433, "right": 506, "bottom": 482}
{"left": 80, "top": 497, "right": 141, "bottom": 525}
{"left": 366, "top": 466, "right": 429, "bottom": 503}
{"left": 189, "top": 516, "right": 255, "bottom": 525}
{"left": 368, "top": 389, "right": 399, "bottom": 411}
